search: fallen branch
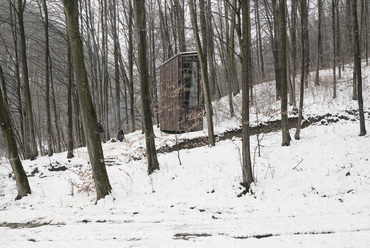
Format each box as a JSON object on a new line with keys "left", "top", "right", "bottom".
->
{"left": 292, "top": 158, "right": 304, "bottom": 171}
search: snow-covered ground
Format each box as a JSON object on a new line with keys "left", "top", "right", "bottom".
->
{"left": 1, "top": 63, "right": 370, "bottom": 247}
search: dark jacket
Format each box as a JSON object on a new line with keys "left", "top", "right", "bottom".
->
{"left": 98, "top": 123, "right": 104, "bottom": 133}
{"left": 117, "top": 128, "right": 124, "bottom": 141}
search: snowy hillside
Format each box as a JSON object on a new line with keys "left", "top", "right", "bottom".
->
{"left": 0, "top": 62, "right": 370, "bottom": 247}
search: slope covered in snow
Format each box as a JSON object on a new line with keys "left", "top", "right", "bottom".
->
{"left": 0, "top": 62, "right": 369, "bottom": 247}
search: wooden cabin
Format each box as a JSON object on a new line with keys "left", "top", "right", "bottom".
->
{"left": 159, "top": 52, "right": 204, "bottom": 133}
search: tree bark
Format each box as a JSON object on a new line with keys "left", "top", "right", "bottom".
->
{"left": 364, "top": 0, "right": 369, "bottom": 65}
{"left": 17, "top": 0, "right": 38, "bottom": 160}
{"left": 279, "top": 0, "right": 291, "bottom": 146}
{"left": 66, "top": 31, "right": 74, "bottom": 159}
{"left": 102, "top": 0, "right": 109, "bottom": 142}
{"left": 8, "top": 4, "right": 25, "bottom": 158}
{"left": 229, "top": 0, "right": 239, "bottom": 95}
{"left": 273, "top": 0, "right": 281, "bottom": 99}
{"left": 315, "top": 0, "right": 323, "bottom": 86}
{"left": 332, "top": 0, "right": 337, "bottom": 99}
{"left": 304, "top": 1, "right": 310, "bottom": 79}
{"left": 112, "top": 0, "right": 121, "bottom": 130}
{"left": 351, "top": 0, "right": 367, "bottom": 136}
{"left": 0, "top": 65, "right": 31, "bottom": 200}
{"left": 157, "top": 0, "right": 174, "bottom": 60}
{"left": 40, "top": 0, "right": 53, "bottom": 156}
{"left": 206, "top": 0, "right": 221, "bottom": 100}
{"left": 255, "top": 0, "right": 265, "bottom": 79}
{"left": 134, "top": 0, "right": 160, "bottom": 174}
{"left": 49, "top": 54, "right": 62, "bottom": 153}
{"left": 188, "top": 0, "right": 216, "bottom": 146}
{"left": 175, "top": 1, "right": 186, "bottom": 52}
{"left": 126, "top": 0, "right": 136, "bottom": 132}
{"left": 241, "top": 0, "right": 254, "bottom": 191}
{"left": 295, "top": 0, "right": 308, "bottom": 140}
{"left": 62, "top": 0, "right": 112, "bottom": 201}
{"left": 336, "top": 0, "right": 341, "bottom": 79}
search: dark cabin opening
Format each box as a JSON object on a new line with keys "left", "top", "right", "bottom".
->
{"left": 182, "top": 60, "right": 199, "bottom": 108}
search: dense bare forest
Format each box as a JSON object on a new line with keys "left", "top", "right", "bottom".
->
{"left": 0, "top": 0, "right": 368, "bottom": 199}
{"left": 1, "top": 2, "right": 370, "bottom": 245}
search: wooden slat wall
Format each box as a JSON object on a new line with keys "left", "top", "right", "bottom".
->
{"left": 159, "top": 53, "right": 204, "bottom": 133}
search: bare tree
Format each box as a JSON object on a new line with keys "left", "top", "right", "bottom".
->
{"left": 332, "top": 0, "right": 337, "bottom": 99}
{"left": 134, "top": 0, "right": 160, "bottom": 174}
{"left": 351, "top": 0, "right": 366, "bottom": 136}
{"left": 240, "top": 0, "right": 254, "bottom": 191}
{"left": 264, "top": 0, "right": 281, "bottom": 99}
{"left": 315, "top": 0, "right": 323, "bottom": 86}
{"left": 279, "top": 0, "right": 291, "bottom": 146}
{"left": 122, "top": 0, "right": 136, "bottom": 133}
{"left": 295, "top": 0, "right": 309, "bottom": 140}
{"left": 205, "top": 0, "right": 221, "bottom": 100}
{"left": 363, "top": 0, "right": 368, "bottom": 65}
{"left": 62, "top": 0, "right": 112, "bottom": 201}
{"left": 15, "top": 0, "right": 38, "bottom": 160}
{"left": 0, "top": 65, "right": 31, "bottom": 200}
{"left": 255, "top": 0, "right": 265, "bottom": 79}
{"left": 66, "top": 31, "right": 74, "bottom": 159}
{"left": 157, "top": 0, "right": 174, "bottom": 60}
{"left": 38, "top": 0, "right": 53, "bottom": 156}
{"left": 102, "top": 0, "right": 110, "bottom": 142}
{"left": 188, "top": 0, "right": 215, "bottom": 146}
{"left": 289, "top": 0, "right": 298, "bottom": 109}
{"left": 111, "top": 0, "right": 121, "bottom": 130}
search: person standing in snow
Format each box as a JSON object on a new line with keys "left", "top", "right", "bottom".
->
{"left": 97, "top": 122, "right": 105, "bottom": 143}
{"left": 117, "top": 128, "right": 125, "bottom": 142}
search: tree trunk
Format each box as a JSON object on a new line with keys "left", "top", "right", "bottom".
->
{"left": 221, "top": 0, "right": 239, "bottom": 99}
{"left": 175, "top": 1, "right": 186, "bottom": 52}
{"left": 304, "top": 1, "right": 310, "bottom": 79}
{"left": 0, "top": 65, "right": 31, "bottom": 200}
{"left": 40, "top": 0, "right": 53, "bottom": 157}
{"left": 8, "top": 4, "right": 25, "bottom": 159}
{"left": 263, "top": 0, "right": 282, "bottom": 99}
{"left": 66, "top": 31, "right": 74, "bottom": 159}
{"left": 315, "top": 0, "right": 323, "bottom": 86}
{"left": 279, "top": 0, "right": 291, "bottom": 146}
{"left": 112, "top": 0, "right": 121, "bottom": 130}
{"left": 49, "top": 57, "right": 62, "bottom": 153}
{"left": 351, "top": 0, "right": 367, "bottom": 136}
{"left": 206, "top": 0, "right": 221, "bottom": 100}
{"left": 148, "top": 5, "right": 160, "bottom": 127}
{"left": 255, "top": 0, "right": 265, "bottom": 79}
{"left": 345, "top": 0, "right": 353, "bottom": 56}
{"left": 332, "top": 0, "right": 337, "bottom": 99}
{"left": 295, "top": 0, "right": 308, "bottom": 140}
{"left": 364, "top": 0, "right": 369, "bottom": 65}
{"left": 17, "top": 0, "right": 38, "bottom": 160}
{"left": 62, "top": 0, "right": 112, "bottom": 201}
{"left": 290, "top": 0, "right": 298, "bottom": 110}
{"left": 241, "top": 0, "right": 254, "bottom": 191}
{"left": 336, "top": 0, "right": 341, "bottom": 79}
{"left": 127, "top": 0, "right": 136, "bottom": 132}
{"left": 102, "top": 0, "right": 109, "bottom": 142}
{"left": 188, "top": 0, "right": 216, "bottom": 146}
{"left": 134, "top": 0, "right": 160, "bottom": 174}
{"left": 157, "top": 0, "right": 174, "bottom": 60}
{"left": 218, "top": 0, "right": 235, "bottom": 117}
{"left": 229, "top": 0, "right": 239, "bottom": 95}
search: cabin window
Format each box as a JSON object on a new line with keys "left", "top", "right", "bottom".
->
{"left": 182, "top": 60, "right": 199, "bottom": 107}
